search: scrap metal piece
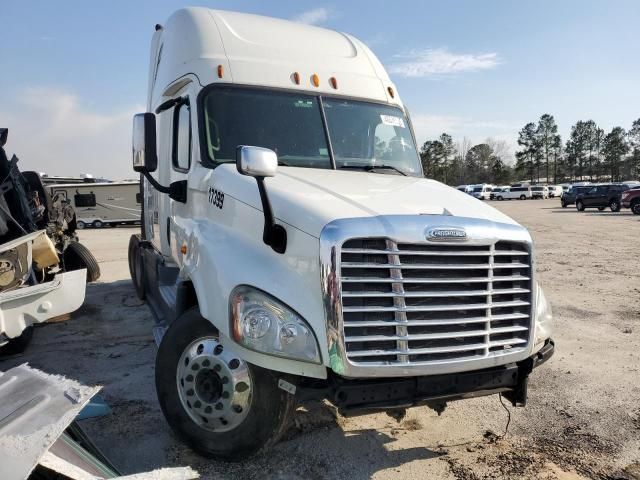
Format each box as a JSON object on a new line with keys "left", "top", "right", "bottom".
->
{"left": 0, "top": 363, "right": 100, "bottom": 480}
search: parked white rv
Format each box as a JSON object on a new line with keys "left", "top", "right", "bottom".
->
{"left": 128, "top": 8, "right": 554, "bottom": 460}
{"left": 49, "top": 181, "right": 141, "bottom": 228}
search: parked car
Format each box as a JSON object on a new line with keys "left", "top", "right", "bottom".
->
{"left": 560, "top": 185, "right": 591, "bottom": 207}
{"left": 470, "top": 184, "right": 493, "bottom": 200}
{"left": 621, "top": 186, "right": 640, "bottom": 214}
{"left": 502, "top": 185, "right": 532, "bottom": 200}
{"left": 531, "top": 186, "right": 549, "bottom": 199}
{"left": 575, "top": 184, "right": 632, "bottom": 212}
{"left": 547, "top": 185, "right": 563, "bottom": 198}
{"left": 489, "top": 186, "right": 509, "bottom": 200}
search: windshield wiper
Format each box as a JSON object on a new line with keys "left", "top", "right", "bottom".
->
{"left": 339, "top": 165, "right": 407, "bottom": 176}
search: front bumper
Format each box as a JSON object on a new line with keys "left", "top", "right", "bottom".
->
{"left": 0, "top": 269, "right": 87, "bottom": 345}
{"left": 297, "top": 339, "right": 554, "bottom": 414}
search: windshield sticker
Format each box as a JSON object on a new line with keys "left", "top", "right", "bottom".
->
{"left": 294, "top": 100, "right": 314, "bottom": 108}
{"left": 380, "top": 115, "right": 405, "bottom": 128}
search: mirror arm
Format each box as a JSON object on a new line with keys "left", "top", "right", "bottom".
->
{"left": 141, "top": 172, "right": 186, "bottom": 203}
{"left": 255, "top": 177, "right": 286, "bottom": 254}
{"left": 155, "top": 96, "right": 189, "bottom": 114}
{"left": 142, "top": 171, "right": 170, "bottom": 194}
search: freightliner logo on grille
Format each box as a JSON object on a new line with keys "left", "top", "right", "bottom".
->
{"left": 426, "top": 227, "right": 468, "bottom": 241}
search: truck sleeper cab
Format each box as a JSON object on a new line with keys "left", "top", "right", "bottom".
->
{"left": 128, "top": 8, "right": 554, "bottom": 461}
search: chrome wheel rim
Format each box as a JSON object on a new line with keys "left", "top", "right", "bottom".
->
{"left": 176, "top": 337, "right": 252, "bottom": 432}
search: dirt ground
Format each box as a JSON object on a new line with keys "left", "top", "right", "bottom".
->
{"left": 1, "top": 198, "right": 639, "bottom": 479}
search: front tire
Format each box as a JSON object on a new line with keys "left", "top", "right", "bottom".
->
{"left": 76, "top": 220, "right": 86, "bottom": 230}
{"left": 631, "top": 200, "right": 640, "bottom": 215}
{"left": 155, "top": 308, "right": 295, "bottom": 461}
{"left": 576, "top": 200, "right": 585, "bottom": 211}
{"left": 520, "top": 195, "right": 526, "bottom": 200}
{"left": 561, "top": 200, "right": 567, "bottom": 208}
{"left": 92, "top": 220, "right": 103, "bottom": 228}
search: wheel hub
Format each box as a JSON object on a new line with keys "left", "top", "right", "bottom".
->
{"left": 176, "top": 337, "right": 252, "bottom": 432}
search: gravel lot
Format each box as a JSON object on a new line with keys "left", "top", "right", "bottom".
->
{"left": 2, "top": 198, "right": 639, "bottom": 479}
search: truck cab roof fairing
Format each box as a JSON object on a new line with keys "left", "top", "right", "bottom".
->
{"left": 149, "top": 8, "right": 399, "bottom": 110}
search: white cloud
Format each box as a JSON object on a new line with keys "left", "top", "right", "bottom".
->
{"left": 291, "top": 7, "right": 331, "bottom": 25}
{"left": 0, "top": 87, "right": 142, "bottom": 180}
{"left": 388, "top": 48, "right": 501, "bottom": 78}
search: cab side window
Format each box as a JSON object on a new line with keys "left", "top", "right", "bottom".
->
{"left": 172, "top": 102, "right": 191, "bottom": 172}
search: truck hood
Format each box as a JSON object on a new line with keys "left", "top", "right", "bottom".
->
{"left": 217, "top": 165, "right": 520, "bottom": 238}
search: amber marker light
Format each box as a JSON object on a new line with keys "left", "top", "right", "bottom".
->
{"left": 180, "top": 244, "right": 187, "bottom": 255}
{"left": 292, "top": 72, "right": 300, "bottom": 85}
{"left": 329, "top": 77, "right": 338, "bottom": 89}
{"left": 311, "top": 73, "right": 320, "bottom": 87}
{"left": 217, "top": 65, "right": 224, "bottom": 78}
{"left": 387, "top": 86, "right": 395, "bottom": 98}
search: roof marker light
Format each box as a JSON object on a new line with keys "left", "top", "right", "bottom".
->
{"left": 329, "top": 77, "right": 338, "bottom": 89}
{"left": 387, "top": 86, "right": 395, "bottom": 98}
{"left": 311, "top": 74, "right": 320, "bottom": 87}
{"left": 292, "top": 72, "right": 300, "bottom": 85}
{"left": 217, "top": 65, "right": 224, "bottom": 79}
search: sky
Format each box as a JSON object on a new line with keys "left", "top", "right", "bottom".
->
{"left": 1, "top": 1, "right": 639, "bottom": 180}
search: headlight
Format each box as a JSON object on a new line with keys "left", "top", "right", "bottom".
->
{"left": 534, "top": 283, "right": 553, "bottom": 346}
{"left": 230, "top": 286, "right": 321, "bottom": 364}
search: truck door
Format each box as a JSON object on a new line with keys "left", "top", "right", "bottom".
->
{"left": 165, "top": 95, "right": 192, "bottom": 263}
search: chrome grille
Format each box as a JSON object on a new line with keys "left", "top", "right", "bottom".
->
{"left": 339, "top": 238, "right": 532, "bottom": 366}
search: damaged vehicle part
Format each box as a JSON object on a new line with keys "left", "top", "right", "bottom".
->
{"left": 0, "top": 128, "right": 100, "bottom": 283}
{"left": 0, "top": 231, "right": 86, "bottom": 351}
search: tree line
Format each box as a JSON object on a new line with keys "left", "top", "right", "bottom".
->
{"left": 419, "top": 116, "right": 640, "bottom": 186}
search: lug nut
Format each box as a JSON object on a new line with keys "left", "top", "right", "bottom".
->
{"left": 235, "top": 382, "right": 249, "bottom": 392}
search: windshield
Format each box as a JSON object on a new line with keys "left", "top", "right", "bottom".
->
{"left": 202, "top": 87, "right": 421, "bottom": 176}
{"left": 532, "top": 187, "right": 543, "bottom": 191}
{"left": 322, "top": 98, "right": 420, "bottom": 175}
{"left": 473, "top": 187, "right": 483, "bottom": 192}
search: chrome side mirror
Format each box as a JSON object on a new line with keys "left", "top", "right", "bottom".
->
{"left": 236, "top": 145, "right": 277, "bottom": 178}
{"left": 235, "top": 145, "right": 285, "bottom": 254}
{"left": 132, "top": 113, "right": 157, "bottom": 173}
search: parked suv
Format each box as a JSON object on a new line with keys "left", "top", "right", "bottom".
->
{"left": 621, "top": 186, "right": 640, "bottom": 214}
{"left": 560, "top": 185, "right": 591, "bottom": 208}
{"left": 575, "top": 184, "right": 632, "bottom": 212}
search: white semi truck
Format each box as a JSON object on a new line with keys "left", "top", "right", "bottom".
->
{"left": 128, "top": 8, "right": 554, "bottom": 460}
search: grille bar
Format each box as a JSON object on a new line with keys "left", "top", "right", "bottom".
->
{"left": 342, "top": 300, "right": 530, "bottom": 313}
{"left": 342, "top": 248, "right": 529, "bottom": 256}
{"left": 345, "top": 325, "right": 529, "bottom": 343}
{"left": 342, "top": 287, "right": 530, "bottom": 298}
{"left": 347, "top": 338, "right": 528, "bottom": 358}
{"left": 343, "top": 312, "right": 530, "bottom": 328}
{"left": 341, "top": 275, "right": 530, "bottom": 284}
{"left": 340, "top": 238, "right": 532, "bottom": 366}
{"left": 342, "top": 262, "right": 528, "bottom": 270}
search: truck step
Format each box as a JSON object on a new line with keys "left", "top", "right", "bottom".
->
{"left": 158, "top": 285, "right": 178, "bottom": 308}
{"left": 152, "top": 325, "right": 167, "bottom": 346}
